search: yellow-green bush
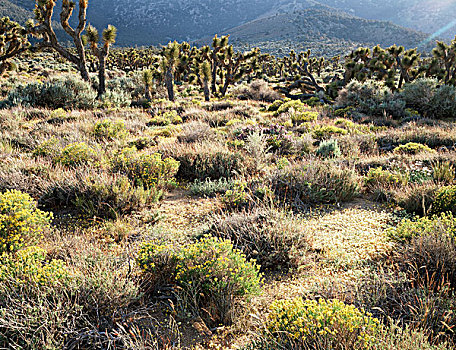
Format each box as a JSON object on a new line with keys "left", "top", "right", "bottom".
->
{"left": 32, "top": 136, "right": 60, "bottom": 158}
{"left": 312, "top": 125, "right": 348, "bottom": 140}
{"left": 291, "top": 111, "right": 318, "bottom": 125}
{"left": 0, "top": 246, "right": 69, "bottom": 286}
{"left": 265, "top": 298, "right": 380, "bottom": 349}
{"left": 149, "top": 110, "right": 182, "bottom": 126}
{"left": 387, "top": 212, "right": 456, "bottom": 243}
{"left": 93, "top": 119, "right": 128, "bottom": 140}
{"left": 0, "top": 190, "right": 52, "bottom": 253}
{"left": 431, "top": 185, "right": 456, "bottom": 215}
{"left": 56, "top": 142, "right": 98, "bottom": 167}
{"left": 393, "top": 142, "right": 435, "bottom": 155}
{"left": 112, "top": 146, "right": 179, "bottom": 189}
{"left": 137, "top": 236, "right": 262, "bottom": 326}
{"left": 364, "top": 167, "right": 408, "bottom": 189}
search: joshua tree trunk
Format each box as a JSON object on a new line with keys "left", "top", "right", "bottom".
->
{"left": 97, "top": 53, "right": 107, "bottom": 97}
{"left": 165, "top": 68, "right": 175, "bottom": 102}
{"left": 203, "top": 78, "right": 210, "bottom": 101}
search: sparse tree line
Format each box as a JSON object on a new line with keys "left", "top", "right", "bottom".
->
{"left": 2, "top": 0, "right": 456, "bottom": 103}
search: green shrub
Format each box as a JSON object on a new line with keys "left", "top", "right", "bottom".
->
{"left": 402, "top": 79, "right": 456, "bottom": 119}
{"left": 56, "top": 142, "right": 98, "bottom": 167}
{"left": 7, "top": 75, "right": 97, "bottom": 109}
{"left": 112, "top": 147, "right": 179, "bottom": 190}
{"left": 265, "top": 297, "right": 380, "bottom": 349}
{"left": 267, "top": 99, "right": 286, "bottom": 112}
{"left": 93, "top": 119, "right": 128, "bottom": 140}
{"left": 291, "top": 111, "right": 318, "bottom": 125}
{"left": 221, "top": 180, "right": 249, "bottom": 209}
{"left": 272, "top": 162, "right": 359, "bottom": 205}
{"left": 189, "top": 178, "right": 234, "bottom": 197}
{"left": 337, "top": 79, "right": 406, "bottom": 118}
{"left": 137, "top": 236, "right": 262, "bottom": 327}
{"left": 149, "top": 110, "right": 182, "bottom": 126}
{"left": 431, "top": 185, "right": 456, "bottom": 215}
{"left": 275, "top": 100, "right": 306, "bottom": 115}
{"left": 98, "top": 89, "right": 132, "bottom": 108}
{"left": 316, "top": 139, "right": 341, "bottom": 158}
{"left": 312, "top": 125, "right": 348, "bottom": 140}
{"left": 393, "top": 142, "right": 435, "bottom": 155}
{"left": 32, "top": 136, "right": 60, "bottom": 158}
{"left": 364, "top": 167, "right": 408, "bottom": 190}
{"left": 0, "top": 246, "right": 69, "bottom": 287}
{"left": 387, "top": 212, "right": 456, "bottom": 243}
{"left": 0, "top": 190, "right": 52, "bottom": 253}
{"left": 72, "top": 174, "right": 155, "bottom": 219}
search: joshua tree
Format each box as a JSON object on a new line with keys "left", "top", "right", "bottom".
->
{"left": 83, "top": 24, "right": 117, "bottom": 97}
{"left": 218, "top": 46, "right": 259, "bottom": 97}
{"left": 0, "top": 17, "right": 29, "bottom": 75}
{"left": 210, "top": 34, "right": 230, "bottom": 94}
{"left": 28, "top": 0, "right": 90, "bottom": 81}
{"left": 161, "top": 41, "right": 180, "bottom": 101}
{"left": 189, "top": 51, "right": 212, "bottom": 101}
{"left": 432, "top": 38, "right": 456, "bottom": 85}
{"left": 142, "top": 69, "right": 154, "bottom": 101}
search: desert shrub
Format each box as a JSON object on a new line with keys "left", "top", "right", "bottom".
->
{"left": 162, "top": 144, "right": 245, "bottom": 181}
{"left": 189, "top": 178, "right": 234, "bottom": 197}
{"left": 387, "top": 212, "right": 456, "bottom": 243}
{"left": 177, "top": 121, "right": 213, "bottom": 143}
{"left": 111, "top": 147, "right": 179, "bottom": 190}
{"left": 337, "top": 79, "right": 406, "bottom": 118}
{"left": 0, "top": 246, "right": 69, "bottom": 287}
{"left": 393, "top": 142, "right": 435, "bottom": 155}
{"left": 98, "top": 89, "right": 132, "bottom": 108}
{"left": 93, "top": 119, "right": 128, "bottom": 140}
{"left": 402, "top": 79, "right": 456, "bottom": 119}
{"left": 316, "top": 139, "right": 341, "bottom": 158}
{"left": 398, "top": 226, "right": 456, "bottom": 292}
{"left": 267, "top": 99, "right": 287, "bottom": 112}
{"left": 32, "top": 136, "right": 60, "bottom": 158}
{"left": 72, "top": 174, "right": 155, "bottom": 219}
{"left": 401, "top": 78, "right": 438, "bottom": 116}
{"left": 221, "top": 180, "right": 250, "bottom": 210}
{"left": 291, "top": 110, "right": 318, "bottom": 125}
{"left": 432, "top": 161, "right": 455, "bottom": 184}
{"left": 234, "top": 80, "right": 281, "bottom": 102}
{"left": 431, "top": 185, "right": 456, "bottom": 215}
{"left": 205, "top": 207, "right": 308, "bottom": 271}
{"left": 264, "top": 297, "right": 380, "bottom": 350}
{"left": 430, "top": 85, "right": 456, "bottom": 119}
{"left": 128, "top": 136, "right": 157, "bottom": 150}
{"left": 272, "top": 162, "right": 359, "bottom": 205}
{"left": 364, "top": 167, "right": 408, "bottom": 190}
{"left": 6, "top": 75, "right": 96, "bottom": 109}
{"left": 275, "top": 100, "right": 307, "bottom": 115}
{"left": 394, "top": 182, "right": 439, "bottom": 215}
{"left": 0, "top": 242, "right": 140, "bottom": 349}
{"left": 137, "top": 236, "right": 262, "bottom": 327}
{"left": 0, "top": 190, "right": 52, "bottom": 253}
{"left": 56, "top": 142, "right": 98, "bottom": 167}
{"left": 148, "top": 110, "right": 182, "bottom": 126}
{"left": 354, "top": 270, "right": 456, "bottom": 347}
{"left": 312, "top": 125, "right": 348, "bottom": 140}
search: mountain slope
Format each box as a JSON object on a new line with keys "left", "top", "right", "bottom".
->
{"left": 0, "top": 0, "right": 32, "bottom": 24}
{"left": 317, "top": 0, "right": 456, "bottom": 39}
{"left": 214, "top": 9, "right": 430, "bottom": 56}
{"left": 2, "top": 0, "right": 435, "bottom": 51}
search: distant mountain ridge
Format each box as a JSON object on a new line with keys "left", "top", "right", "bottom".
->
{"left": 1, "top": 0, "right": 447, "bottom": 53}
